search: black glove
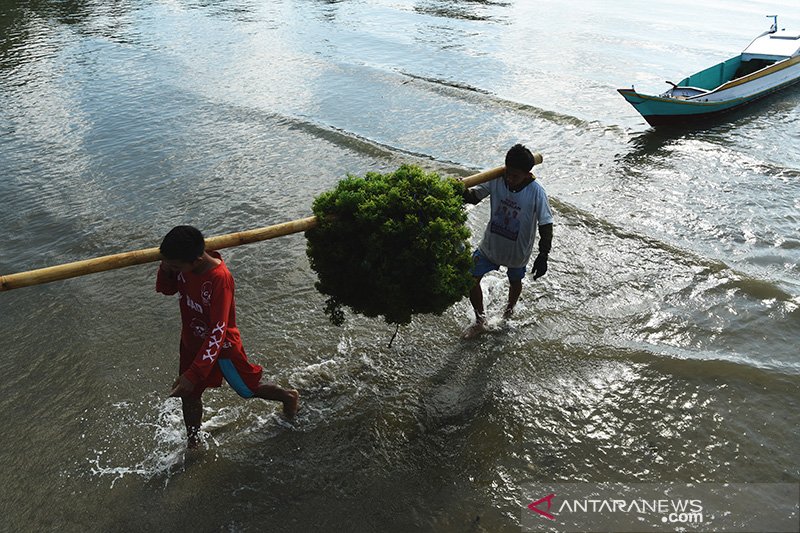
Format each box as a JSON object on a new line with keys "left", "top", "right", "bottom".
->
{"left": 531, "top": 253, "right": 548, "bottom": 279}
{"left": 532, "top": 223, "right": 553, "bottom": 280}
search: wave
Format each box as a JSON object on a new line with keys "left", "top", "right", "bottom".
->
{"left": 398, "top": 71, "right": 605, "bottom": 131}
{"left": 550, "top": 197, "right": 796, "bottom": 301}
{"left": 593, "top": 342, "right": 800, "bottom": 385}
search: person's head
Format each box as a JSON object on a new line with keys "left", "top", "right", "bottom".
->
{"left": 504, "top": 143, "right": 535, "bottom": 187}
{"left": 160, "top": 225, "right": 205, "bottom": 272}
{"left": 505, "top": 143, "right": 536, "bottom": 172}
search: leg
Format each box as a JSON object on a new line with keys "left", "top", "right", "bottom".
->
{"left": 463, "top": 250, "right": 498, "bottom": 339}
{"left": 504, "top": 278, "right": 523, "bottom": 318}
{"left": 181, "top": 396, "right": 203, "bottom": 448}
{"left": 462, "top": 276, "right": 488, "bottom": 339}
{"left": 254, "top": 383, "right": 300, "bottom": 418}
{"left": 468, "top": 275, "right": 486, "bottom": 323}
{"left": 218, "top": 357, "right": 299, "bottom": 418}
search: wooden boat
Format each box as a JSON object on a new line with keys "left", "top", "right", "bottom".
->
{"left": 618, "top": 16, "right": 800, "bottom": 126}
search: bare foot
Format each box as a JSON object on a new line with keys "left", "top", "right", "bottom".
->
{"left": 502, "top": 307, "right": 514, "bottom": 320}
{"left": 282, "top": 389, "right": 300, "bottom": 418}
{"left": 187, "top": 427, "right": 202, "bottom": 449}
{"left": 461, "top": 320, "right": 488, "bottom": 339}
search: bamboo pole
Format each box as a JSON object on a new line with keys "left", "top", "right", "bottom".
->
{"left": 0, "top": 215, "right": 318, "bottom": 291}
{"left": 0, "top": 160, "right": 537, "bottom": 292}
{"left": 460, "top": 165, "right": 504, "bottom": 188}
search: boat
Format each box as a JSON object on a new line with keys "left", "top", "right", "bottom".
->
{"left": 618, "top": 16, "right": 800, "bottom": 126}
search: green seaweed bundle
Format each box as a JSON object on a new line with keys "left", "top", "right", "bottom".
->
{"left": 306, "top": 164, "right": 474, "bottom": 326}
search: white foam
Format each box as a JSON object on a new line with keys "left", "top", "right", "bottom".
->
{"left": 86, "top": 397, "right": 192, "bottom": 487}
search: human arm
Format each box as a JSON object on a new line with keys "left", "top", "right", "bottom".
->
{"left": 531, "top": 223, "right": 553, "bottom": 280}
{"left": 156, "top": 262, "right": 179, "bottom": 295}
{"left": 462, "top": 181, "right": 491, "bottom": 205}
{"left": 462, "top": 187, "right": 481, "bottom": 204}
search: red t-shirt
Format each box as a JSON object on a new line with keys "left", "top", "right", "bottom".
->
{"left": 156, "top": 251, "right": 261, "bottom": 388}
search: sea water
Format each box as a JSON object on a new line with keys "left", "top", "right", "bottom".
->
{"left": 0, "top": 1, "right": 798, "bottom": 531}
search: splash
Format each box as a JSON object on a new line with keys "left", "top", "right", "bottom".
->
{"left": 85, "top": 396, "right": 192, "bottom": 488}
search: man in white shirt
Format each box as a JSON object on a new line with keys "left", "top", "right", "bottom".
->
{"left": 462, "top": 144, "right": 554, "bottom": 338}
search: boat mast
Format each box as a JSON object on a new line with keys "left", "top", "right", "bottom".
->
{"left": 767, "top": 15, "right": 778, "bottom": 34}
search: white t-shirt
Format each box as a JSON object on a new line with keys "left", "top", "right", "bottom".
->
{"left": 473, "top": 176, "right": 554, "bottom": 268}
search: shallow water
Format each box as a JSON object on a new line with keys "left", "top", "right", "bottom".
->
{"left": 0, "top": 1, "right": 798, "bottom": 531}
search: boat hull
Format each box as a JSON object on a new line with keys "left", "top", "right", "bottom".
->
{"left": 619, "top": 55, "right": 800, "bottom": 126}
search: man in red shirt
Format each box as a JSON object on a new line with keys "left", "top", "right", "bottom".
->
{"left": 157, "top": 225, "right": 299, "bottom": 448}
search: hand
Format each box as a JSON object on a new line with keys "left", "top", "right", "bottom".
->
{"left": 531, "top": 253, "right": 548, "bottom": 280}
{"left": 169, "top": 374, "right": 195, "bottom": 397}
{"left": 160, "top": 261, "right": 180, "bottom": 275}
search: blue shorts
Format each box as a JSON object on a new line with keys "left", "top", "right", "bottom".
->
{"left": 219, "top": 359, "right": 256, "bottom": 398}
{"left": 470, "top": 249, "right": 526, "bottom": 281}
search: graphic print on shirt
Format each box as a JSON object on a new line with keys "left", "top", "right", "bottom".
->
{"left": 185, "top": 293, "right": 203, "bottom": 313}
{"left": 201, "top": 281, "right": 212, "bottom": 307}
{"left": 490, "top": 198, "right": 522, "bottom": 241}
{"left": 190, "top": 318, "right": 208, "bottom": 338}
{"left": 202, "top": 322, "right": 226, "bottom": 362}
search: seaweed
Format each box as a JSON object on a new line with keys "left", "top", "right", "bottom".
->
{"left": 306, "top": 165, "right": 474, "bottom": 326}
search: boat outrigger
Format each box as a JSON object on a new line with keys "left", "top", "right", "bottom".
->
{"left": 618, "top": 16, "right": 800, "bottom": 126}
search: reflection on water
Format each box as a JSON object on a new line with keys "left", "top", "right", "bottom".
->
{"left": 0, "top": 0, "right": 798, "bottom": 531}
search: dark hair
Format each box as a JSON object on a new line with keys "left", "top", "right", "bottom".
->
{"left": 160, "top": 225, "right": 205, "bottom": 262}
{"left": 505, "top": 143, "right": 535, "bottom": 172}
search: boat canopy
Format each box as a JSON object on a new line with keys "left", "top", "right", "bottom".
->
{"left": 742, "top": 29, "right": 800, "bottom": 61}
